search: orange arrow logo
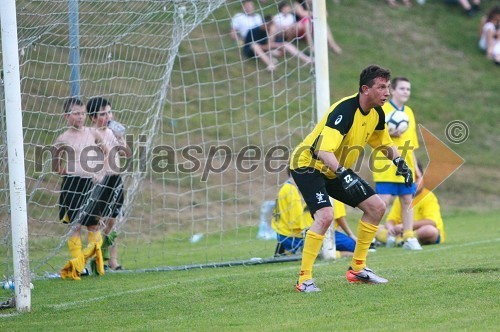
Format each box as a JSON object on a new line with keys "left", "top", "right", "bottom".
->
{"left": 411, "top": 124, "right": 465, "bottom": 208}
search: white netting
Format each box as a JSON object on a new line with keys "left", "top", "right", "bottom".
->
{"left": 0, "top": 0, "right": 315, "bottom": 276}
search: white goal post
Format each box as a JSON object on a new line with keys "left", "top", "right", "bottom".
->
{"left": 1, "top": 0, "right": 31, "bottom": 312}
{"left": 0, "top": 0, "right": 335, "bottom": 308}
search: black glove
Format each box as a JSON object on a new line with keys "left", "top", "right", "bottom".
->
{"left": 393, "top": 157, "right": 413, "bottom": 187}
{"left": 335, "top": 167, "right": 367, "bottom": 198}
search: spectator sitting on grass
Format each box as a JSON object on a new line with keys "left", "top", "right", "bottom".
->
{"left": 243, "top": 15, "right": 311, "bottom": 72}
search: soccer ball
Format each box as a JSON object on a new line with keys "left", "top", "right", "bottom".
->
{"left": 386, "top": 110, "right": 409, "bottom": 136}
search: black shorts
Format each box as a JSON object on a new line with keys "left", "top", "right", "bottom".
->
{"left": 94, "top": 174, "right": 125, "bottom": 219}
{"left": 58, "top": 176, "right": 100, "bottom": 226}
{"left": 242, "top": 44, "right": 256, "bottom": 58}
{"left": 291, "top": 167, "right": 375, "bottom": 216}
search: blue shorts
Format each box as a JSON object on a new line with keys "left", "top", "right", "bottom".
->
{"left": 276, "top": 234, "right": 305, "bottom": 254}
{"left": 335, "top": 231, "right": 356, "bottom": 252}
{"left": 435, "top": 233, "right": 441, "bottom": 244}
{"left": 375, "top": 182, "right": 416, "bottom": 196}
{"left": 276, "top": 232, "right": 356, "bottom": 255}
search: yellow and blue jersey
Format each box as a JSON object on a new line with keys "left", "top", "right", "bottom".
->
{"left": 372, "top": 101, "right": 419, "bottom": 183}
{"left": 271, "top": 181, "right": 311, "bottom": 237}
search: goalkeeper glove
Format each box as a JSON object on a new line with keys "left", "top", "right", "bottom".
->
{"left": 335, "top": 167, "right": 367, "bottom": 198}
{"left": 393, "top": 157, "right": 413, "bottom": 187}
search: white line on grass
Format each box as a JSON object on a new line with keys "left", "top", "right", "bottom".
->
{"left": 372, "top": 238, "right": 500, "bottom": 259}
{"left": 43, "top": 264, "right": 302, "bottom": 310}
{"left": 0, "top": 312, "right": 20, "bottom": 318}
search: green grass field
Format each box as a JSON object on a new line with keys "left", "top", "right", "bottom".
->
{"left": 1, "top": 210, "right": 499, "bottom": 330}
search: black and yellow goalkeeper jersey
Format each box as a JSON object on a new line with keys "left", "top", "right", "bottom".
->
{"left": 290, "top": 93, "right": 393, "bottom": 179}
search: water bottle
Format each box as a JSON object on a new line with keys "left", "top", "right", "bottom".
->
{"left": 3, "top": 281, "right": 14, "bottom": 290}
{"left": 190, "top": 233, "right": 203, "bottom": 243}
{"left": 107, "top": 120, "right": 126, "bottom": 138}
{"left": 257, "top": 200, "right": 276, "bottom": 240}
{"left": 3, "top": 281, "right": 34, "bottom": 290}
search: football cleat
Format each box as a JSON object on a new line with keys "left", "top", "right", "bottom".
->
{"left": 346, "top": 267, "right": 388, "bottom": 284}
{"left": 296, "top": 279, "right": 321, "bottom": 293}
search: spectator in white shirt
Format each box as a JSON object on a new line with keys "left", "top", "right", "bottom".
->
{"left": 231, "top": 0, "right": 264, "bottom": 43}
{"left": 273, "top": 1, "right": 298, "bottom": 42}
{"left": 478, "top": 6, "right": 500, "bottom": 61}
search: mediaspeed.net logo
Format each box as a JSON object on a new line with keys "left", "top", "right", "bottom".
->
{"left": 412, "top": 122, "right": 466, "bottom": 208}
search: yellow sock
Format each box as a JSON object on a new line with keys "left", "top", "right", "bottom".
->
{"left": 68, "top": 236, "right": 82, "bottom": 259}
{"left": 403, "top": 230, "right": 415, "bottom": 241}
{"left": 87, "top": 231, "right": 103, "bottom": 249}
{"left": 376, "top": 228, "right": 388, "bottom": 244}
{"left": 351, "top": 220, "right": 378, "bottom": 272}
{"left": 298, "top": 230, "right": 325, "bottom": 284}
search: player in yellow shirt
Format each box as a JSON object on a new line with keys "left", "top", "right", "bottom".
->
{"left": 290, "top": 65, "right": 414, "bottom": 292}
{"left": 272, "top": 171, "right": 313, "bottom": 255}
{"left": 372, "top": 77, "right": 423, "bottom": 250}
{"left": 376, "top": 172, "right": 446, "bottom": 246}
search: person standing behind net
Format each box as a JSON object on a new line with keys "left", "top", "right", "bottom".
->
{"left": 53, "top": 97, "right": 107, "bottom": 280}
{"left": 290, "top": 65, "right": 414, "bottom": 292}
{"left": 87, "top": 97, "right": 132, "bottom": 271}
{"left": 372, "top": 77, "right": 422, "bottom": 250}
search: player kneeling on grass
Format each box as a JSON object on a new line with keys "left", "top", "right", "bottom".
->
{"left": 290, "top": 65, "right": 413, "bottom": 292}
{"left": 376, "top": 166, "right": 446, "bottom": 247}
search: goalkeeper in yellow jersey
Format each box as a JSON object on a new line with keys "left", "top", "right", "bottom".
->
{"left": 372, "top": 76, "right": 423, "bottom": 250}
{"left": 376, "top": 169, "right": 446, "bottom": 246}
{"left": 290, "top": 65, "right": 414, "bottom": 292}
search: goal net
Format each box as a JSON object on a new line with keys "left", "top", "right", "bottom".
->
{"left": 0, "top": 0, "right": 316, "bottom": 278}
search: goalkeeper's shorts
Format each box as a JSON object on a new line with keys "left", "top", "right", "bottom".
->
{"left": 291, "top": 167, "right": 375, "bottom": 214}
